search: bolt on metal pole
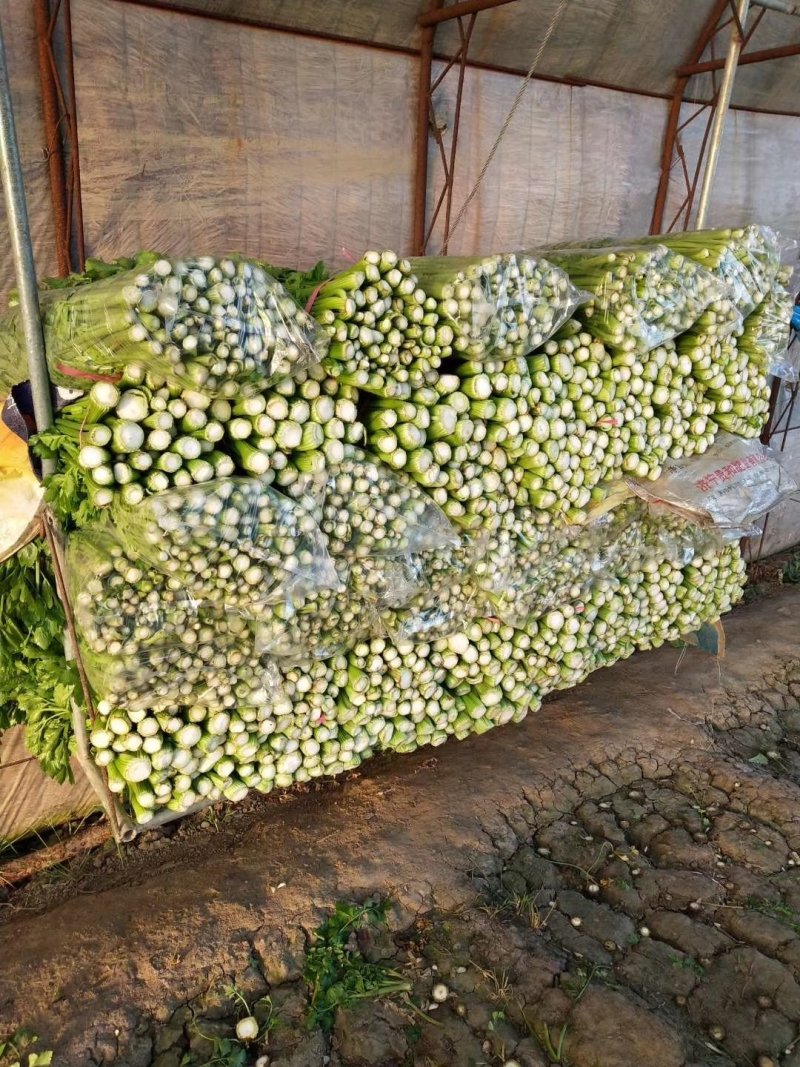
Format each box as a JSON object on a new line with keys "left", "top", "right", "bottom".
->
{"left": 695, "top": 0, "right": 751, "bottom": 230}
{"left": 0, "top": 12, "right": 55, "bottom": 469}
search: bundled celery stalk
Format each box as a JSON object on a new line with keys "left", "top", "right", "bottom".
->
{"left": 700, "top": 337, "right": 770, "bottom": 438}
{"left": 543, "top": 244, "right": 721, "bottom": 351}
{"left": 38, "top": 360, "right": 367, "bottom": 517}
{"left": 112, "top": 478, "right": 337, "bottom": 614}
{"left": 649, "top": 226, "right": 781, "bottom": 316}
{"left": 292, "top": 250, "right": 449, "bottom": 399}
{"left": 3, "top": 255, "right": 327, "bottom": 392}
{"left": 739, "top": 266, "right": 796, "bottom": 381}
{"left": 409, "top": 253, "right": 582, "bottom": 361}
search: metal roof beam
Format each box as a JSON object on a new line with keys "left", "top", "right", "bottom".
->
{"left": 679, "top": 40, "right": 800, "bottom": 75}
{"left": 418, "top": 0, "right": 518, "bottom": 28}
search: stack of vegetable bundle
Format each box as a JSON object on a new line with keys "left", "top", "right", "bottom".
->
{"left": 0, "top": 255, "right": 329, "bottom": 394}
{"left": 739, "top": 266, "right": 796, "bottom": 382}
{"left": 648, "top": 226, "right": 781, "bottom": 317}
{"left": 5, "top": 226, "right": 787, "bottom": 826}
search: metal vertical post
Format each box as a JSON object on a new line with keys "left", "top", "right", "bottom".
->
{"left": 0, "top": 13, "right": 55, "bottom": 466}
{"left": 694, "top": 0, "right": 751, "bottom": 229}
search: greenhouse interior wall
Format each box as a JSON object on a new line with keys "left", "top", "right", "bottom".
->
{"left": 0, "top": 0, "right": 799, "bottom": 842}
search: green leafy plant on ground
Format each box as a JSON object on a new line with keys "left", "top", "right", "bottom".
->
{"left": 783, "top": 551, "right": 800, "bottom": 585}
{"left": 0, "top": 541, "right": 78, "bottom": 781}
{"left": 180, "top": 984, "right": 276, "bottom": 1067}
{"left": 747, "top": 895, "right": 800, "bottom": 935}
{"left": 304, "top": 898, "right": 411, "bottom": 1031}
{"left": 0, "top": 1028, "right": 53, "bottom": 1067}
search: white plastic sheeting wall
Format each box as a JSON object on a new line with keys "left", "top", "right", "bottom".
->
{"left": 426, "top": 65, "right": 666, "bottom": 254}
{"left": 664, "top": 104, "right": 800, "bottom": 237}
{"left": 69, "top": 0, "right": 417, "bottom": 272}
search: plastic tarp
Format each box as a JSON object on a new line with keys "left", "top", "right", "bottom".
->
{"left": 70, "top": 0, "right": 418, "bottom": 274}
{"left": 0, "top": 727, "right": 97, "bottom": 843}
{"left": 426, "top": 65, "right": 666, "bottom": 255}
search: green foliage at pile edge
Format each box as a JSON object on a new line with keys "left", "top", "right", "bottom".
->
{"left": 0, "top": 541, "right": 79, "bottom": 782}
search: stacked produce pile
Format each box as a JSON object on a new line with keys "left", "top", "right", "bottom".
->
{"left": 0, "top": 228, "right": 791, "bottom": 822}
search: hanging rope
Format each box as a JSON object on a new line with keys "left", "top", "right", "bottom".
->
{"left": 445, "top": 0, "right": 570, "bottom": 246}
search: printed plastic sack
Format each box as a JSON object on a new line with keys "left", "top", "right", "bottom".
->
{"left": 113, "top": 477, "right": 339, "bottom": 614}
{"left": 626, "top": 432, "right": 798, "bottom": 538}
{"left": 409, "top": 252, "right": 585, "bottom": 361}
{"left": 542, "top": 243, "right": 723, "bottom": 352}
{"left": 0, "top": 254, "right": 329, "bottom": 393}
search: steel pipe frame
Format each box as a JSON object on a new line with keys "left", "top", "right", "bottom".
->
{"left": 650, "top": 0, "right": 800, "bottom": 233}
{"left": 33, "top": 0, "right": 84, "bottom": 276}
{"left": 695, "top": 0, "right": 751, "bottom": 229}
{"left": 412, "top": 0, "right": 520, "bottom": 255}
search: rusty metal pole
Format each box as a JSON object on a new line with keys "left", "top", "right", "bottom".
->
{"left": 0, "top": 13, "right": 55, "bottom": 462}
{"left": 33, "top": 0, "right": 69, "bottom": 277}
{"left": 650, "top": 0, "right": 729, "bottom": 233}
{"left": 413, "top": 0, "right": 444, "bottom": 255}
{"left": 694, "top": 0, "right": 751, "bottom": 229}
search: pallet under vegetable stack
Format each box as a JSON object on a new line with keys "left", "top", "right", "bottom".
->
{"left": 0, "top": 228, "right": 795, "bottom": 837}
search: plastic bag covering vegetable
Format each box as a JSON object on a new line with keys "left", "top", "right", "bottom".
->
{"left": 626, "top": 432, "right": 798, "bottom": 538}
{"left": 84, "top": 612, "right": 281, "bottom": 714}
{"left": 542, "top": 243, "right": 723, "bottom": 352}
{"left": 67, "top": 525, "right": 198, "bottom": 656}
{"left": 379, "top": 533, "right": 483, "bottom": 642}
{"left": 312, "top": 446, "right": 460, "bottom": 607}
{"left": 651, "top": 226, "right": 781, "bottom": 317}
{"left": 739, "top": 267, "right": 796, "bottom": 381}
{"left": 471, "top": 519, "right": 581, "bottom": 625}
{"left": 254, "top": 578, "right": 380, "bottom": 661}
{"left": 0, "top": 255, "right": 329, "bottom": 392}
{"left": 113, "top": 478, "right": 338, "bottom": 614}
{"left": 409, "top": 253, "right": 585, "bottom": 361}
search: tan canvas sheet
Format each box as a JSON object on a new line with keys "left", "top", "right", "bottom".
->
{"left": 0, "top": 727, "right": 97, "bottom": 844}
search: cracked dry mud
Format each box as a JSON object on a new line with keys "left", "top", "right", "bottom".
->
{"left": 0, "top": 587, "right": 799, "bottom": 1067}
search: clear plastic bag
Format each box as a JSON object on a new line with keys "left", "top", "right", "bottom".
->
{"left": 84, "top": 612, "right": 281, "bottom": 713}
{"left": 651, "top": 226, "right": 781, "bottom": 317}
{"left": 626, "top": 432, "right": 798, "bottom": 538}
{"left": 2, "top": 255, "right": 329, "bottom": 392}
{"left": 312, "top": 446, "right": 461, "bottom": 607}
{"left": 542, "top": 243, "right": 724, "bottom": 352}
{"left": 254, "top": 571, "right": 380, "bottom": 661}
{"left": 472, "top": 520, "right": 580, "bottom": 625}
{"left": 67, "top": 524, "right": 198, "bottom": 656}
{"left": 381, "top": 580, "right": 477, "bottom": 642}
{"left": 113, "top": 477, "right": 339, "bottom": 613}
{"left": 739, "top": 268, "right": 796, "bottom": 381}
{"left": 378, "top": 529, "right": 484, "bottom": 641}
{"left": 409, "top": 253, "right": 585, "bottom": 361}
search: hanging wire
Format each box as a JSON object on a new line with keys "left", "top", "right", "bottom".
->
{"left": 444, "top": 0, "right": 570, "bottom": 246}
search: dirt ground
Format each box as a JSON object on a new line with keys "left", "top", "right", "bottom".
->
{"left": 1, "top": 585, "right": 799, "bottom": 1067}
